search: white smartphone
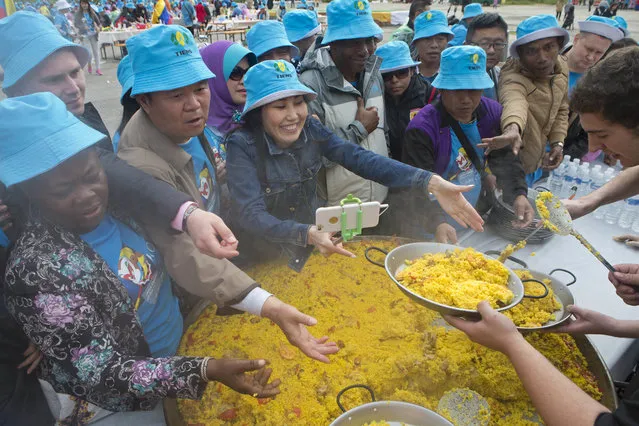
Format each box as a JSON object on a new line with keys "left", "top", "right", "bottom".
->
{"left": 315, "top": 202, "right": 388, "bottom": 233}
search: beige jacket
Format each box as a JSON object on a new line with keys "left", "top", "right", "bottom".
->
{"left": 118, "top": 110, "right": 257, "bottom": 307}
{"left": 499, "top": 56, "right": 569, "bottom": 174}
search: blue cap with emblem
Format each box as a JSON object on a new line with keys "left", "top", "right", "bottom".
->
{"left": 432, "top": 45, "right": 494, "bottom": 90}
{"left": 242, "top": 60, "right": 316, "bottom": 116}
{"left": 322, "top": 0, "right": 382, "bottom": 45}
{"left": 127, "top": 25, "right": 215, "bottom": 96}
{"left": 247, "top": 20, "right": 300, "bottom": 59}
{"left": 413, "top": 10, "right": 454, "bottom": 44}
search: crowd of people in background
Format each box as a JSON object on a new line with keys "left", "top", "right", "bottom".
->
{"left": 1, "top": 0, "right": 639, "bottom": 424}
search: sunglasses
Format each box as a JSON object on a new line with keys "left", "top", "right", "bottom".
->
{"left": 229, "top": 66, "right": 249, "bottom": 82}
{"left": 382, "top": 68, "right": 411, "bottom": 82}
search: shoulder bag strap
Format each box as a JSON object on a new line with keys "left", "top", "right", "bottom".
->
{"left": 449, "top": 119, "right": 485, "bottom": 177}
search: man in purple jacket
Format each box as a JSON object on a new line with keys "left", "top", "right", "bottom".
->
{"left": 403, "top": 45, "right": 533, "bottom": 243}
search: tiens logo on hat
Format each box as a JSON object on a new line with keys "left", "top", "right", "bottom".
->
{"left": 354, "top": 0, "right": 367, "bottom": 15}
{"left": 274, "top": 60, "right": 293, "bottom": 78}
{"left": 426, "top": 11, "right": 433, "bottom": 19}
{"left": 171, "top": 29, "right": 193, "bottom": 57}
{"left": 468, "top": 53, "right": 481, "bottom": 70}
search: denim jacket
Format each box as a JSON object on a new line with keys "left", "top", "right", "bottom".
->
{"left": 226, "top": 118, "right": 433, "bottom": 254}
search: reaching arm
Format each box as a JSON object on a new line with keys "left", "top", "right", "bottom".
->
{"left": 498, "top": 71, "right": 529, "bottom": 146}
{"left": 226, "top": 133, "right": 311, "bottom": 246}
{"left": 564, "top": 165, "right": 639, "bottom": 219}
{"left": 445, "top": 302, "right": 610, "bottom": 426}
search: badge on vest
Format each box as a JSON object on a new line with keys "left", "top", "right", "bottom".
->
{"left": 409, "top": 108, "right": 421, "bottom": 121}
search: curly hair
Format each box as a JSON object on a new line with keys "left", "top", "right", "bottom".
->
{"left": 570, "top": 46, "right": 639, "bottom": 131}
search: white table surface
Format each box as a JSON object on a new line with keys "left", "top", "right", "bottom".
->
{"left": 98, "top": 28, "right": 145, "bottom": 45}
{"left": 460, "top": 213, "right": 639, "bottom": 380}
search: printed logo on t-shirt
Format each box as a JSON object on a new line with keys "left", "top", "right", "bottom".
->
{"left": 198, "top": 165, "right": 213, "bottom": 200}
{"left": 455, "top": 148, "right": 472, "bottom": 172}
{"left": 118, "top": 246, "right": 153, "bottom": 285}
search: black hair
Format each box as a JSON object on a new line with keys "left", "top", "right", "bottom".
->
{"left": 465, "top": 13, "right": 508, "bottom": 43}
{"left": 116, "top": 90, "right": 140, "bottom": 136}
{"left": 408, "top": 0, "right": 432, "bottom": 28}
{"left": 570, "top": 46, "right": 639, "bottom": 131}
{"left": 602, "top": 37, "right": 639, "bottom": 60}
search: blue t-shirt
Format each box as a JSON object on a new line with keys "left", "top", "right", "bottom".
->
{"left": 112, "top": 130, "right": 121, "bottom": 152}
{"left": 0, "top": 229, "right": 10, "bottom": 248}
{"left": 420, "top": 73, "right": 437, "bottom": 84}
{"left": 569, "top": 71, "right": 583, "bottom": 95}
{"left": 179, "top": 127, "right": 223, "bottom": 213}
{"left": 81, "top": 214, "right": 183, "bottom": 357}
{"left": 83, "top": 12, "right": 97, "bottom": 36}
{"left": 443, "top": 120, "right": 483, "bottom": 227}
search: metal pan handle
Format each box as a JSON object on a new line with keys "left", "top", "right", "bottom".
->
{"left": 365, "top": 247, "right": 387, "bottom": 268}
{"left": 484, "top": 250, "right": 529, "bottom": 269}
{"left": 336, "top": 384, "right": 376, "bottom": 413}
{"left": 521, "top": 278, "right": 550, "bottom": 299}
{"left": 549, "top": 268, "right": 577, "bottom": 287}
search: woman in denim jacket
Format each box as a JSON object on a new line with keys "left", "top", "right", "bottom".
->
{"left": 226, "top": 60, "right": 485, "bottom": 265}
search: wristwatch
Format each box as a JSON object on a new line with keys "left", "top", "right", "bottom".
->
{"left": 550, "top": 141, "right": 564, "bottom": 149}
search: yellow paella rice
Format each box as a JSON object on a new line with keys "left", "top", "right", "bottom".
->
{"left": 503, "top": 270, "right": 562, "bottom": 328}
{"left": 177, "top": 240, "right": 604, "bottom": 426}
{"left": 497, "top": 240, "right": 527, "bottom": 263}
{"left": 396, "top": 247, "right": 513, "bottom": 309}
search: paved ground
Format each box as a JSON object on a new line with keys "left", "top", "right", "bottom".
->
{"left": 6, "top": 3, "right": 638, "bottom": 134}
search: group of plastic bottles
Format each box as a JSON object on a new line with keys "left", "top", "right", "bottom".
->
{"left": 547, "top": 156, "right": 639, "bottom": 233}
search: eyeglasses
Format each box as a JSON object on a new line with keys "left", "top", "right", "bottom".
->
{"left": 471, "top": 41, "right": 508, "bottom": 51}
{"left": 229, "top": 66, "right": 249, "bottom": 81}
{"left": 382, "top": 68, "right": 411, "bottom": 81}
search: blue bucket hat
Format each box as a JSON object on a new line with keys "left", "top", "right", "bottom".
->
{"left": 375, "top": 40, "right": 420, "bottom": 73}
{"left": 246, "top": 21, "right": 299, "bottom": 59}
{"left": 282, "top": 10, "right": 322, "bottom": 43}
{"left": 462, "top": 3, "right": 483, "bottom": 20}
{"left": 0, "top": 93, "right": 106, "bottom": 188}
{"left": 413, "top": 10, "right": 454, "bottom": 44}
{"left": 117, "top": 55, "right": 134, "bottom": 104}
{"left": 242, "top": 60, "right": 316, "bottom": 116}
{"left": 322, "top": 0, "right": 383, "bottom": 45}
{"left": 613, "top": 16, "right": 630, "bottom": 37}
{"left": 127, "top": 25, "right": 215, "bottom": 96}
{"left": 0, "top": 11, "right": 89, "bottom": 90}
{"left": 283, "top": 10, "right": 321, "bottom": 43}
{"left": 432, "top": 45, "right": 493, "bottom": 90}
{"left": 448, "top": 23, "right": 468, "bottom": 47}
{"left": 509, "top": 14, "right": 569, "bottom": 58}
{"left": 578, "top": 15, "right": 624, "bottom": 41}
{"left": 126, "top": 2, "right": 133, "bottom": 7}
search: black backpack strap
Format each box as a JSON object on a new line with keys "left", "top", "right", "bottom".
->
{"left": 197, "top": 132, "right": 218, "bottom": 176}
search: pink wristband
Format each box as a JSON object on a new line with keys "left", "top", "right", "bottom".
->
{"left": 171, "top": 202, "right": 198, "bottom": 232}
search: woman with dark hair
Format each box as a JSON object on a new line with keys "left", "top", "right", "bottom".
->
{"left": 74, "top": 0, "right": 102, "bottom": 75}
{"left": 225, "top": 60, "right": 484, "bottom": 264}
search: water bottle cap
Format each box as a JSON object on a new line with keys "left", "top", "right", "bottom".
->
{"left": 572, "top": 158, "right": 581, "bottom": 165}
{"left": 593, "top": 165, "right": 602, "bottom": 171}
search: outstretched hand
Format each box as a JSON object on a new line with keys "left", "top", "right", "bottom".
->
{"left": 428, "top": 175, "right": 484, "bottom": 232}
{"left": 262, "top": 297, "right": 339, "bottom": 363}
{"left": 550, "top": 305, "right": 618, "bottom": 335}
{"left": 206, "top": 358, "right": 281, "bottom": 398}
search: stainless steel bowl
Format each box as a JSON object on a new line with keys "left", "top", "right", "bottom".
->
{"left": 366, "top": 242, "right": 546, "bottom": 318}
{"left": 330, "top": 385, "right": 453, "bottom": 426}
{"left": 513, "top": 268, "right": 578, "bottom": 331}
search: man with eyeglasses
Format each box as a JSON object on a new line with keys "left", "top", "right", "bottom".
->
{"left": 299, "top": 0, "right": 388, "bottom": 205}
{"left": 465, "top": 13, "right": 508, "bottom": 101}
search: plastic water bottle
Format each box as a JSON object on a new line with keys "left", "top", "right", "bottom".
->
{"left": 561, "top": 161, "right": 579, "bottom": 199}
{"left": 549, "top": 157, "right": 569, "bottom": 195}
{"left": 618, "top": 196, "right": 639, "bottom": 229}
{"left": 631, "top": 215, "right": 639, "bottom": 233}
{"left": 575, "top": 163, "right": 592, "bottom": 198}
{"left": 598, "top": 169, "right": 616, "bottom": 222}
